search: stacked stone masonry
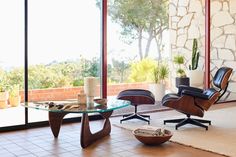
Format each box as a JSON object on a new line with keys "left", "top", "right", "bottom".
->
{"left": 170, "top": 0, "right": 236, "bottom": 101}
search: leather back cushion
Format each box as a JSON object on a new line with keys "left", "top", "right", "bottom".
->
{"left": 213, "top": 67, "right": 232, "bottom": 89}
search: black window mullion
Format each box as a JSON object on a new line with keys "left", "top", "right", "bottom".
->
{"left": 24, "top": 0, "right": 28, "bottom": 125}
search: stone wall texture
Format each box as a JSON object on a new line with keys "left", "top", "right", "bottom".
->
{"left": 170, "top": 0, "right": 236, "bottom": 101}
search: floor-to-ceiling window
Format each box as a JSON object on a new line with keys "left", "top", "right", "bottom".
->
{"left": 0, "top": 0, "right": 25, "bottom": 127}
{"left": 107, "top": 0, "right": 170, "bottom": 101}
{"left": 210, "top": 0, "right": 236, "bottom": 101}
{"left": 0, "top": 0, "right": 234, "bottom": 130}
{"left": 28, "top": 0, "right": 101, "bottom": 122}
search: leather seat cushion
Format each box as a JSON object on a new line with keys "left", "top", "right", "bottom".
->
{"left": 117, "top": 89, "right": 155, "bottom": 105}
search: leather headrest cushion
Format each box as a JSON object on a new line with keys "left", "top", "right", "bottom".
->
{"left": 213, "top": 67, "right": 232, "bottom": 89}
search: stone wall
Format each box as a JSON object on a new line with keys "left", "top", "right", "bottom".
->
{"left": 169, "top": 0, "right": 236, "bottom": 101}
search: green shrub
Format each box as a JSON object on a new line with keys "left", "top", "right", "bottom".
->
{"left": 9, "top": 84, "right": 19, "bottom": 97}
{"left": 153, "top": 62, "right": 169, "bottom": 84}
{"left": 173, "top": 55, "right": 186, "bottom": 77}
{"left": 129, "top": 58, "right": 157, "bottom": 82}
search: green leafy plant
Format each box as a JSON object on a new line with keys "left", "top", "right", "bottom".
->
{"left": 173, "top": 55, "right": 186, "bottom": 77}
{"left": 111, "top": 59, "right": 130, "bottom": 83}
{"left": 9, "top": 84, "right": 19, "bottom": 98}
{"left": 0, "top": 84, "right": 6, "bottom": 92}
{"left": 129, "top": 58, "right": 157, "bottom": 82}
{"left": 189, "top": 38, "right": 200, "bottom": 70}
{"left": 153, "top": 62, "right": 169, "bottom": 84}
{"left": 0, "top": 78, "right": 9, "bottom": 92}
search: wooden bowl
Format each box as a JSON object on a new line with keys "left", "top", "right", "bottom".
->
{"left": 132, "top": 129, "right": 172, "bottom": 145}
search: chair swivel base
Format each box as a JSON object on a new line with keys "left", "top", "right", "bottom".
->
{"left": 120, "top": 113, "right": 150, "bottom": 124}
{"left": 164, "top": 116, "right": 211, "bottom": 130}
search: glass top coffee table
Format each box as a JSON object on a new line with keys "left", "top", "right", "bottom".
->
{"left": 23, "top": 98, "right": 130, "bottom": 148}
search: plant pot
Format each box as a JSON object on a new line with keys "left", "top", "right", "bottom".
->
{"left": 175, "top": 77, "right": 190, "bottom": 88}
{"left": 187, "top": 70, "right": 204, "bottom": 87}
{"left": 9, "top": 96, "right": 21, "bottom": 107}
{"left": 0, "top": 100, "right": 8, "bottom": 109}
{"left": 0, "top": 91, "right": 9, "bottom": 100}
{"left": 148, "top": 83, "right": 165, "bottom": 101}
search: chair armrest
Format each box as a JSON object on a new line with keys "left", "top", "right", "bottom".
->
{"left": 178, "top": 85, "right": 203, "bottom": 95}
{"left": 181, "top": 90, "right": 209, "bottom": 100}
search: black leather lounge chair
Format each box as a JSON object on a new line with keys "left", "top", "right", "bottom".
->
{"left": 162, "top": 67, "right": 233, "bottom": 130}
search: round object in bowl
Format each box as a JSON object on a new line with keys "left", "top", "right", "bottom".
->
{"left": 132, "top": 129, "right": 172, "bottom": 145}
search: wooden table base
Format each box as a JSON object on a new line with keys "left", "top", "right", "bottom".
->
{"left": 49, "top": 112, "right": 68, "bottom": 137}
{"left": 48, "top": 110, "right": 113, "bottom": 148}
{"left": 80, "top": 111, "right": 113, "bottom": 148}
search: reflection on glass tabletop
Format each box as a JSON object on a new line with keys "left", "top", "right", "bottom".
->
{"left": 22, "top": 98, "right": 130, "bottom": 113}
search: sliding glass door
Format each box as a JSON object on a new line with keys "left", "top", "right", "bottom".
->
{"left": 28, "top": 0, "right": 101, "bottom": 122}
{"left": 1, "top": 0, "right": 232, "bottom": 130}
{"left": 210, "top": 1, "right": 236, "bottom": 101}
{"left": 107, "top": 0, "right": 170, "bottom": 102}
{"left": 0, "top": 0, "right": 25, "bottom": 127}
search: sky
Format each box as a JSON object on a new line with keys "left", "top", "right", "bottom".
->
{"left": 0, "top": 0, "right": 170, "bottom": 70}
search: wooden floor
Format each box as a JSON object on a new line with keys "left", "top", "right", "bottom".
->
{"left": 0, "top": 103, "right": 234, "bottom": 157}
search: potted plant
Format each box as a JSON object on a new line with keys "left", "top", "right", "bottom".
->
{"left": 148, "top": 62, "right": 169, "bottom": 101}
{"left": 9, "top": 84, "right": 21, "bottom": 107}
{"left": 173, "top": 54, "right": 189, "bottom": 88}
{"left": 187, "top": 38, "right": 204, "bottom": 87}
{"left": 0, "top": 82, "right": 9, "bottom": 109}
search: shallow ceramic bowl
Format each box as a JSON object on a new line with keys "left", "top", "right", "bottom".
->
{"left": 132, "top": 129, "right": 172, "bottom": 145}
